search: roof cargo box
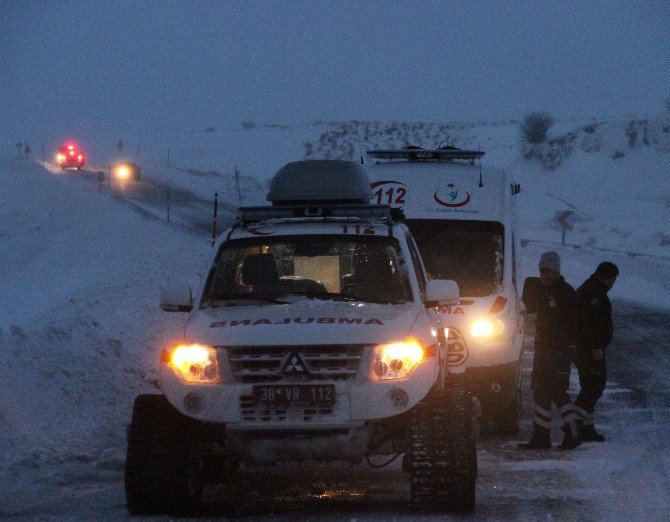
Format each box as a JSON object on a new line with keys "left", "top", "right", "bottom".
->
{"left": 267, "top": 160, "right": 372, "bottom": 205}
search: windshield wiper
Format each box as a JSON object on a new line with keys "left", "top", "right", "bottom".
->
{"left": 205, "top": 294, "right": 289, "bottom": 306}
{"left": 280, "top": 291, "right": 359, "bottom": 302}
{"left": 285, "top": 291, "right": 406, "bottom": 305}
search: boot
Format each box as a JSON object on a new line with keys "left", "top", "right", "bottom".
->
{"left": 518, "top": 427, "right": 551, "bottom": 449}
{"left": 579, "top": 424, "right": 605, "bottom": 442}
{"left": 557, "top": 423, "right": 582, "bottom": 450}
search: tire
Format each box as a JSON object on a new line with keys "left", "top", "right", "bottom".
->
{"left": 124, "top": 394, "right": 204, "bottom": 515}
{"left": 409, "top": 374, "right": 476, "bottom": 513}
{"left": 496, "top": 387, "right": 520, "bottom": 436}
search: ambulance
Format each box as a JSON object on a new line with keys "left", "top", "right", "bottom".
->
{"left": 367, "top": 147, "right": 524, "bottom": 434}
{"left": 124, "top": 160, "right": 477, "bottom": 515}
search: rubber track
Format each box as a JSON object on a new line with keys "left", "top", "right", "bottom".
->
{"left": 409, "top": 375, "right": 476, "bottom": 512}
{"left": 124, "top": 394, "right": 200, "bottom": 515}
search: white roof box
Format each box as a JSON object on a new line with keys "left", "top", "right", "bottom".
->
{"left": 267, "top": 160, "right": 372, "bottom": 205}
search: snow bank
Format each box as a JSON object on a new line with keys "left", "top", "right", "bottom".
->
{"left": 0, "top": 157, "right": 210, "bottom": 470}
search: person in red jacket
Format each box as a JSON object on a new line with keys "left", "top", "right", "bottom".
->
{"left": 519, "top": 251, "right": 581, "bottom": 450}
{"left": 573, "top": 261, "right": 618, "bottom": 442}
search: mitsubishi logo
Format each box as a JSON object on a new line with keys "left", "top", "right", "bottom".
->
{"left": 281, "top": 352, "right": 308, "bottom": 375}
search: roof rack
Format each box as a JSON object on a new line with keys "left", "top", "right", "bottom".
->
{"left": 367, "top": 146, "right": 485, "bottom": 164}
{"left": 235, "top": 204, "right": 399, "bottom": 227}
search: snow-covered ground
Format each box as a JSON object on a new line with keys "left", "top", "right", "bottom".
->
{"left": 1, "top": 115, "right": 669, "bottom": 519}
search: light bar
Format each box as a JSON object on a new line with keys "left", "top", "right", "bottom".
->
{"left": 367, "top": 148, "right": 485, "bottom": 161}
{"left": 236, "top": 204, "right": 394, "bottom": 224}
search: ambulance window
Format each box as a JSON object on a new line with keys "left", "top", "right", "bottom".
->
{"left": 405, "top": 232, "right": 426, "bottom": 297}
{"left": 405, "top": 220, "right": 504, "bottom": 297}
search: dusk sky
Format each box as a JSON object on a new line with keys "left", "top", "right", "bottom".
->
{"left": 1, "top": 0, "right": 669, "bottom": 149}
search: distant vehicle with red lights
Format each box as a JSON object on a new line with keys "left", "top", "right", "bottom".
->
{"left": 56, "top": 143, "right": 86, "bottom": 170}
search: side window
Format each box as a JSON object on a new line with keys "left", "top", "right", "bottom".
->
{"left": 405, "top": 233, "right": 427, "bottom": 296}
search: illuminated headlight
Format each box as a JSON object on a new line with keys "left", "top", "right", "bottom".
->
{"left": 115, "top": 165, "right": 130, "bottom": 179}
{"left": 56, "top": 153, "right": 65, "bottom": 163}
{"left": 470, "top": 318, "right": 505, "bottom": 338}
{"left": 370, "top": 339, "right": 424, "bottom": 381}
{"left": 169, "top": 344, "right": 220, "bottom": 384}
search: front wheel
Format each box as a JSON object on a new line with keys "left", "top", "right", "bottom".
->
{"left": 124, "top": 394, "right": 204, "bottom": 515}
{"left": 409, "top": 374, "right": 476, "bottom": 513}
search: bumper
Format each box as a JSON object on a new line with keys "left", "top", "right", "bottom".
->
{"left": 159, "top": 358, "right": 437, "bottom": 429}
{"left": 465, "top": 360, "right": 521, "bottom": 414}
{"left": 60, "top": 160, "right": 84, "bottom": 168}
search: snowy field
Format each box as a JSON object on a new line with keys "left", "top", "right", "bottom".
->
{"left": 1, "top": 115, "right": 669, "bottom": 519}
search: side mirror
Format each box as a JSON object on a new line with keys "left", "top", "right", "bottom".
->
{"left": 160, "top": 284, "right": 193, "bottom": 313}
{"left": 425, "top": 279, "right": 460, "bottom": 307}
{"left": 521, "top": 277, "right": 541, "bottom": 314}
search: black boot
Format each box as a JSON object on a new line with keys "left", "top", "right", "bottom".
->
{"left": 518, "top": 427, "right": 551, "bottom": 449}
{"left": 579, "top": 424, "right": 605, "bottom": 442}
{"left": 558, "top": 423, "right": 582, "bottom": 450}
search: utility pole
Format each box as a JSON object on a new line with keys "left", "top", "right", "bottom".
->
{"left": 167, "top": 186, "right": 171, "bottom": 224}
{"left": 212, "top": 192, "right": 218, "bottom": 247}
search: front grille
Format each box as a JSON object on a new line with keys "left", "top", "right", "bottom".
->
{"left": 447, "top": 328, "right": 469, "bottom": 366}
{"left": 224, "top": 344, "right": 367, "bottom": 383}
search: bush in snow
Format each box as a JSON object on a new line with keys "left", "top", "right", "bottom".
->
{"left": 520, "top": 111, "right": 554, "bottom": 144}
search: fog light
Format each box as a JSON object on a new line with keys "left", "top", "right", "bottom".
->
{"left": 184, "top": 392, "right": 203, "bottom": 413}
{"left": 389, "top": 389, "right": 409, "bottom": 407}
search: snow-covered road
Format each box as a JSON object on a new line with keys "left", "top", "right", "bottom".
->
{"left": 1, "top": 302, "right": 667, "bottom": 521}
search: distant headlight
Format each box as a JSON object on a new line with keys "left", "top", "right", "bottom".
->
{"left": 169, "top": 344, "right": 220, "bottom": 384}
{"left": 470, "top": 318, "right": 505, "bottom": 338}
{"left": 56, "top": 153, "right": 65, "bottom": 163}
{"left": 370, "top": 339, "right": 424, "bottom": 381}
{"left": 115, "top": 165, "right": 131, "bottom": 179}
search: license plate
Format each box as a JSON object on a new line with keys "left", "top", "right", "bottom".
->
{"left": 253, "top": 385, "right": 336, "bottom": 407}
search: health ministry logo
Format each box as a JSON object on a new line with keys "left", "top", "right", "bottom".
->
{"left": 434, "top": 183, "right": 471, "bottom": 208}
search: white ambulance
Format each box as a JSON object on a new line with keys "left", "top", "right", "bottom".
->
{"left": 124, "top": 160, "right": 477, "bottom": 515}
{"left": 367, "top": 147, "right": 524, "bottom": 434}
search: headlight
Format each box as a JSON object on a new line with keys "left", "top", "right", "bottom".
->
{"left": 169, "top": 344, "right": 220, "bottom": 383}
{"left": 470, "top": 318, "right": 505, "bottom": 338}
{"left": 115, "top": 165, "right": 130, "bottom": 179}
{"left": 370, "top": 339, "right": 424, "bottom": 381}
{"left": 56, "top": 153, "right": 65, "bottom": 163}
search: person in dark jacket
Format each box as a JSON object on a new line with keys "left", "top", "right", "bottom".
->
{"left": 519, "top": 251, "right": 581, "bottom": 450}
{"left": 573, "top": 261, "right": 618, "bottom": 442}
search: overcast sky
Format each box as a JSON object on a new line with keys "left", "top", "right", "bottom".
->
{"left": 1, "top": 0, "right": 669, "bottom": 147}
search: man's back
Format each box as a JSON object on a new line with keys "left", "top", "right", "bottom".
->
{"left": 576, "top": 275, "right": 613, "bottom": 350}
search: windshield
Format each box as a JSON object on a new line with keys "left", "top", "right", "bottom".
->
{"left": 202, "top": 234, "right": 412, "bottom": 305}
{"left": 406, "top": 220, "right": 504, "bottom": 297}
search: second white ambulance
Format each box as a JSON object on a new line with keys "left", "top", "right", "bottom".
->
{"left": 367, "top": 147, "right": 524, "bottom": 434}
